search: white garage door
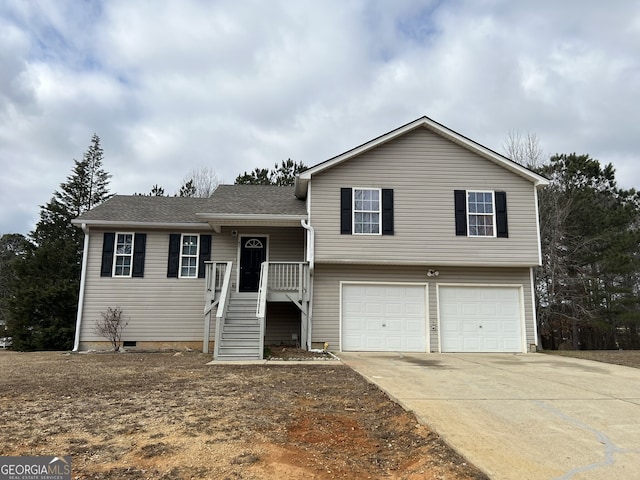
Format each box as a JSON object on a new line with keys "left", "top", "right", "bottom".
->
{"left": 439, "top": 286, "right": 523, "bottom": 353}
{"left": 342, "top": 284, "right": 427, "bottom": 352}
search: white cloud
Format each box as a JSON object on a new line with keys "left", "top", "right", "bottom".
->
{"left": 1, "top": 0, "right": 639, "bottom": 234}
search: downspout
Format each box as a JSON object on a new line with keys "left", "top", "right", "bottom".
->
{"left": 301, "top": 219, "right": 314, "bottom": 273}
{"left": 301, "top": 219, "right": 314, "bottom": 350}
{"left": 72, "top": 223, "right": 90, "bottom": 352}
{"left": 530, "top": 266, "right": 540, "bottom": 352}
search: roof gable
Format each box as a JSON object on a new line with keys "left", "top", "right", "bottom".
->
{"left": 295, "top": 116, "right": 549, "bottom": 198}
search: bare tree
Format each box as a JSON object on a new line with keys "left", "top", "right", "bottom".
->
{"left": 179, "top": 166, "right": 219, "bottom": 197}
{"left": 503, "top": 130, "right": 545, "bottom": 169}
{"left": 94, "top": 306, "right": 128, "bottom": 351}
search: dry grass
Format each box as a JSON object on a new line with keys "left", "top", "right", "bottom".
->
{"left": 541, "top": 349, "right": 640, "bottom": 369}
{"left": 0, "top": 350, "right": 487, "bottom": 480}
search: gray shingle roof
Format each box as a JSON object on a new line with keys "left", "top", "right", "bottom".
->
{"left": 74, "top": 185, "right": 306, "bottom": 225}
{"left": 208, "top": 185, "right": 306, "bottom": 215}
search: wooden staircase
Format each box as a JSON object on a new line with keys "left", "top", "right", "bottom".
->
{"left": 215, "top": 292, "right": 261, "bottom": 360}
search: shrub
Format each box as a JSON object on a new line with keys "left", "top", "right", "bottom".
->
{"left": 94, "top": 306, "right": 128, "bottom": 351}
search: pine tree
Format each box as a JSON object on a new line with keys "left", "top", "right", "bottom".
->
{"left": 0, "top": 234, "right": 30, "bottom": 328}
{"left": 178, "top": 179, "right": 197, "bottom": 197}
{"left": 6, "top": 135, "right": 112, "bottom": 350}
{"left": 235, "top": 159, "right": 307, "bottom": 186}
{"left": 32, "top": 134, "right": 112, "bottom": 249}
{"left": 150, "top": 184, "right": 166, "bottom": 196}
{"left": 535, "top": 154, "right": 640, "bottom": 349}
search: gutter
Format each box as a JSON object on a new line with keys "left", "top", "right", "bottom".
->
{"left": 72, "top": 223, "right": 90, "bottom": 352}
{"left": 71, "top": 219, "right": 212, "bottom": 230}
{"left": 301, "top": 219, "right": 315, "bottom": 350}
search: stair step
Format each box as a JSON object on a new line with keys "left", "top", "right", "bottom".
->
{"left": 214, "top": 293, "right": 262, "bottom": 360}
{"left": 226, "top": 319, "right": 257, "bottom": 325}
{"left": 221, "top": 330, "right": 260, "bottom": 338}
{"left": 218, "top": 348, "right": 261, "bottom": 357}
{"left": 217, "top": 354, "right": 262, "bottom": 362}
{"left": 226, "top": 311, "right": 258, "bottom": 318}
{"left": 218, "top": 339, "right": 262, "bottom": 347}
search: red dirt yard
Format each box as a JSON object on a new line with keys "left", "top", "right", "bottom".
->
{"left": 0, "top": 350, "right": 487, "bottom": 479}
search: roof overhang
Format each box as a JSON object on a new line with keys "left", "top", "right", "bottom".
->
{"left": 195, "top": 213, "right": 308, "bottom": 233}
{"left": 70, "top": 219, "right": 212, "bottom": 231}
{"left": 295, "top": 116, "right": 550, "bottom": 199}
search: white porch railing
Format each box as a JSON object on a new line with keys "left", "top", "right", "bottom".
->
{"left": 205, "top": 261, "right": 310, "bottom": 356}
{"left": 205, "top": 261, "right": 227, "bottom": 297}
{"left": 213, "top": 262, "right": 233, "bottom": 360}
{"left": 202, "top": 261, "right": 232, "bottom": 354}
{"left": 266, "top": 262, "right": 308, "bottom": 296}
{"left": 256, "top": 262, "right": 270, "bottom": 359}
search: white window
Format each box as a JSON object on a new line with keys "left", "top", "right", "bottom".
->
{"left": 180, "top": 234, "right": 199, "bottom": 278}
{"left": 113, "top": 233, "right": 134, "bottom": 277}
{"left": 353, "top": 188, "right": 381, "bottom": 235}
{"left": 467, "top": 191, "right": 495, "bottom": 237}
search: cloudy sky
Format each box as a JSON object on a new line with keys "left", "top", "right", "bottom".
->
{"left": 1, "top": 0, "right": 639, "bottom": 235}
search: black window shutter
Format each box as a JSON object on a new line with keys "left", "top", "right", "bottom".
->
{"left": 198, "top": 235, "right": 212, "bottom": 278}
{"left": 454, "top": 190, "right": 467, "bottom": 236}
{"left": 495, "top": 191, "right": 509, "bottom": 238}
{"left": 340, "top": 188, "right": 352, "bottom": 234}
{"left": 100, "top": 232, "right": 115, "bottom": 277}
{"left": 167, "top": 233, "right": 181, "bottom": 278}
{"left": 132, "top": 233, "right": 146, "bottom": 277}
{"left": 382, "top": 189, "right": 394, "bottom": 235}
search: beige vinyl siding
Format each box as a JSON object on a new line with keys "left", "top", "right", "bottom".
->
{"left": 79, "top": 226, "right": 305, "bottom": 346}
{"left": 311, "top": 264, "right": 534, "bottom": 352}
{"left": 310, "top": 127, "right": 540, "bottom": 266}
{"left": 79, "top": 229, "right": 210, "bottom": 345}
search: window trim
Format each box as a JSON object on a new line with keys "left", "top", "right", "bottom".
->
{"left": 179, "top": 233, "right": 200, "bottom": 278}
{"left": 352, "top": 187, "right": 382, "bottom": 236}
{"left": 466, "top": 190, "right": 497, "bottom": 238}
{"left": 113, "top": 232, "right": 134, "bottom": 277}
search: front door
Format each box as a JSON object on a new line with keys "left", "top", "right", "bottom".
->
{"left": 239, "top": 237, "right": 267, "bottom": 292}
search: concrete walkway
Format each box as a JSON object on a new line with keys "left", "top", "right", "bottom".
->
{"left": 339, "top": 352, "right": 640, "bottom": 480}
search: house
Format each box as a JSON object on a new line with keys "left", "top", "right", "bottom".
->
{"left": 72, "top": 116, "right": 549, "bottom": 358}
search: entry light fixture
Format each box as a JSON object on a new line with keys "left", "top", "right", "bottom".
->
{"left": 427, "top": 269, "right": 440, "bottom": 277}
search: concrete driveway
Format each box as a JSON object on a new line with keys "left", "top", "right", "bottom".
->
{"left": 339, "top": 352, "right": 640, "bottom": 480}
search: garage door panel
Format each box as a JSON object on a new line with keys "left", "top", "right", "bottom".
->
{"left": 366, "top": 303, "right": 383, "bottom": 314}
{"left": 345, "top": 301, "right": 364, "bottom": 314}
{"left": 462, "top": 322, "right": 479, "bottom": 334}
{"left": 342, "top": 284, "right": 427, "bottom": 352}
{"left": 502, "top": 338, "right": 520, "bottom": 350}
{"left": 405, "top": 319, "right": 423, "bottom": 333}
{"left": 483, "top": 338, "right": 499, "bottom": 350}
{"left": 439, "top": 286, "right": 523, "bottom": 353}
{"left": 463, "top": 338, "right": 480, "bottom": 351}
{"left": 365, "top": 337, "right": 384, "bottom": 350}
{"left": 386, "top": 336, "right": 402, "bottom": 350}
{"left": 405, "top": 336, "right": 425, "bottom": 350}
{"left": 482, "top": 321, "right": 499, "bottom": 333}
{"left": 385, "top": 303, "right": 402, "bottom": 315}
{"left": 385, "top": 320, "right": 401, "bottom": 333}
{"left": 405, "top": 303, "right": 424, "bottom": 315}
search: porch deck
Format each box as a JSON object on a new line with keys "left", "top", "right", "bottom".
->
{"left": 203, "top": 261, "right": 310, "bottom": 360}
